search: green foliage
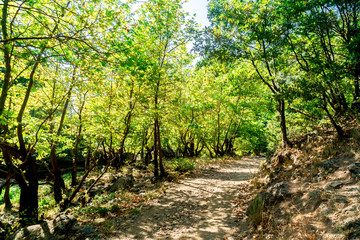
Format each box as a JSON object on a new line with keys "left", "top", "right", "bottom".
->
{"left": 0, "top": 185, "right": 21, "bottom": 205}
{"left": 171, "top": 158, "right": 196, "bottom": 172}
{"left": 247, "top": 194, "right": 265, "bottom": 227}
{"left": 82, "top": 206, "right": 110, "bottom": 217}
{"left": 1, "top": 0, "right": 358, "bottom": 227}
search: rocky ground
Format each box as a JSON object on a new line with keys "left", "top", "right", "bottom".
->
{"left": 250, "top": 126, "right": 360, "bottom": 240}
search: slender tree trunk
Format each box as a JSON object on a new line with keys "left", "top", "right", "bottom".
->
{"left": 72, "top": 95, "right": 85, "bottom": 186}
{"left": 4, "top": 172, "right": 12, "bottom": 209}
{"left": 156, "top": 119, "right": 166, "bottom": 178}
{"left": 278, "top": 99, "right": 290, "bottom": 148}
{"left": 85, "top": 142, "right": 91, "bottom": 170}
{"left": 50, "top": 146, "right": 65, "bottom": 202}
{"left": 153, "top": 117, "right": 159, "bottom": 179}
{"left": 353, "top": 73, "right": 360, "bottom": 110}
{"left": 0, "top": 0, "right": 11, "bottom": 118}
{"left": 140, "top": 127, "right": 147, "bottom": 164}
{"left": 50, "top": 85, "right": 73, "bottom": 202}
{"left": 72, "top": 128, "right": 81, "bottom": 186}
{"left": 323, "top": 104, "right": 344, "bottom": 138}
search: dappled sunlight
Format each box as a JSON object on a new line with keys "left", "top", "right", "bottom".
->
{"left": 107, "top": 157, "right": 262, "bottom": 240}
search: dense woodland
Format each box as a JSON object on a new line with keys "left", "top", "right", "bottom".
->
{"left": 0, "top": 0, "right": 359, "bottom": 229}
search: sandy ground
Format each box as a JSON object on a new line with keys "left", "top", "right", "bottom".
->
{"left": 107, "top": 156, "right": 263, "bottom": 240}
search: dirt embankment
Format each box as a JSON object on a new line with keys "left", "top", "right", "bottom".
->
{"left": 250, "top": 126, "right": 360, "bottom": 240}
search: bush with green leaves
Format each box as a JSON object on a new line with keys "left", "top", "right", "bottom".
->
{"left": 247, "top": 193, "right": 265, "bottom": 227}
{"left": 171, "top": 158, "right": 196, "bottom": 173}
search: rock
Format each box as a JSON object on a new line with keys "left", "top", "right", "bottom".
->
{"left": 349, "top": 163, "right": 360, "bottom": 180}
{"left": 7, "top": 224, "right": 50, "bottom": 240}
{"left": 134, "top": 182, "right": 146, "bottom": 188}
{"left": 305, "top": 190, "right": 324, "bottom": 211}
{"left": 325, "top": 181, "right": 344, "bottom": 190}
{"left": 265, "top": 182, "right": 292, "bottom": 204}
{"left": 52, "top": 214, "right": 77, "bottom": 234}
{"left": 80, "top": 226, "right": 95, "bottom": 235}
{"left": 318, "top": 158, "right": 341, "bottom": 174}
{"left": 7, "top": 215, "right": 77, "bottom": 240}
{"left": 321, "top": 208, "right": 333, "bottom": 215}
{"left": 341, "top": 204, "right": 360, "bottom": 216}
{"left": 343, "top": 219, "right": 360, "bottom": 239}
{"left": 269, "top": 166, "right": 284, "bottom": 179}
{"left": 107, "top": 175, "right": 134, "bottom": 192}
{"left": 89, "top": 185, "right": 105, "bottom": 197}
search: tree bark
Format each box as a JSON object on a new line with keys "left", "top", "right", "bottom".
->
{"left": 50, "top": 145, "right": 65, "bottom": 203}
{"left": 278, "top": 99, "right": 291, "bottom": 148}
{"left": 0, "top": 0, "right": 11, "bottom": 118}
{"left": 72, "top": 127, "right": 81, "bottom": 186}
{"left": 153, "top": 117, "right": 159, "bottom": 179}
{"left": 156, "top": 118, "right": 166, "bottom": 178}
{"left": 50, "top": 83, "right": 73, "bottom": 202}
{"left": 4, "top": 172, "right": 12, "bottom": 209}
{"left": 323, "top": 103, "right": 344, "bottom": 139}
{"left": 85, "top": 142, "right": 91, "bottom": 171}
{"left": 72, "top": 94, "right": 85, "bottom": 186}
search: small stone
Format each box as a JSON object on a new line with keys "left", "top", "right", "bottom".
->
{"left": 318, "top": 158, "right": 341, "bottom": 172}
{"left": 134, "top": 182, "right": 146, "bottom": 188}
{"left": 328, "top": 181, "right": 344, "bottom": 189}
{"left": 321, "top": 209, "right": 333, "bottom": 215}
{"left": 349, "top": 163, "right": 360, "bottom": 180}
{"left": 80, "top": 226, "right": 96, "bottom": 234}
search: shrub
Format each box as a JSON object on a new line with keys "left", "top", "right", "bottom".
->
{"left": 247, "top": 193, "right": 265, "bottom": 226}
{"left": 171, "top": 158, "right": 196, "bottom": 172}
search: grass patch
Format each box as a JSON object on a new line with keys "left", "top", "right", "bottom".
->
{"left": 171, "top": 158, "right": 196, "bottom": 173}
{"left": 0, "top": 185, "right": 21, "bottom": 207}
{"left": 247, "top": 193, "right": 265, "bottom": 227}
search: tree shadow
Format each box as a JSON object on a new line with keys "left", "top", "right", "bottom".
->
{"left": 107, "top": 157, "right": 262, "bottom": 240}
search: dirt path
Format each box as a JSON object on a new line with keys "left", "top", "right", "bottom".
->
{"left": 108, "top": 156, "right": 262, "bottom": 240}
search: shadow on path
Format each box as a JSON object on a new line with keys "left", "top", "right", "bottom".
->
{"left": 108, "top": 156, "right": 263, "bottom": 240}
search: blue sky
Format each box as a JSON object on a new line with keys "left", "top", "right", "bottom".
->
{"left": 183, "top": 0, "right": 210, "bottom": 27}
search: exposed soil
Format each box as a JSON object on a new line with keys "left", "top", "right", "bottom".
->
{"left": 106, "top": 156, "right": 262, "bottom": 240}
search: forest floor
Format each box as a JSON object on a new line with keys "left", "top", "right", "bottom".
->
{"left": 104, "top": 156, "right": 262, "bottom": 240}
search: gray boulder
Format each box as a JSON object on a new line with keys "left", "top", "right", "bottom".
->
{"left": 265, "top": 181, "right": 293, "bottom": 204}
{"left": 343, "top": 218, "right": 360, "bottom": 239}
{"left": 318, "top": 158, "right": 341, "bottom": 174}
{"left": 349, "top": 163, "right": 360, "bottom": 180}
{"left": 107, "top": 175, "right": 135, "bottom": 192}
{"left": 52, "top": 214, "right": 77, "bottom": 234}
{"left": 7, "top": 214, "right": 77, "bottom": 240}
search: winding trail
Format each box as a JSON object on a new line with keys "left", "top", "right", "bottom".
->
{"left": 108, "top": 156, "right": 262, "bottom": 240}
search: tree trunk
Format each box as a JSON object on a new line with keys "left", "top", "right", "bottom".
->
{"left": 72, "top": 132, "right": 80, "bottom": 187}
{"left": 85, "top": 142, "right": 91, "bottom": 170}
{"left": 323, "top": 103, "right": 344, "bottom": 139}
{"left": 14, "top": 49, "right": 44, "bottom": 226}
{"left": 353, "top": 74, "right": 360, "bottom": 110}
{"left": 156, "top": 119, "right": 166, "bottom": 178}
{"left": 153, "top": 118, "right": 159, "bottom": 179}
{"left": 4, "top": 172, "right": 12, "bottom": 209}
{"left": 18, "top": 157, "right": 38, "bottom": 226}
{"left": 72, "top": 123, "right": 82, "bottom": 186}
{"left": 278, "top": 99, "right": 291, "bottom": 148}
{"left": 0, "top": 0, "right": 11, "bottom": 118}
{"left": 50, "top": 145, "right": 65, "bottom": 203}
{"left": 140, "top": 128, "right": 147, "bottom": 165}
